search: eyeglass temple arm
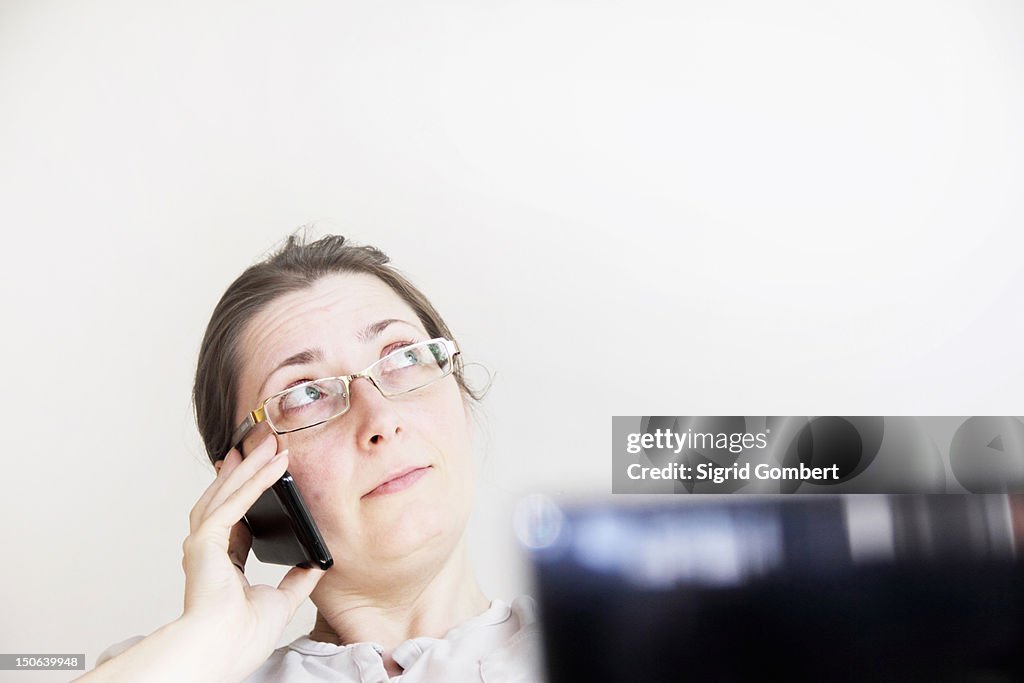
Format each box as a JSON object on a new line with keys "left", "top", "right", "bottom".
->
{"left": 218, "top": 412, "right": 259, "bottom": 462}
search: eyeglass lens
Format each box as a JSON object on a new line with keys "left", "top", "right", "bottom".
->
{"left": 267, "top": 340, "right": 452, "bottom": 433}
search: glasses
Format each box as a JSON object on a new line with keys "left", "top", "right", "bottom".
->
{"left": 226, "top": 337, "right": 460, "bottom": 458}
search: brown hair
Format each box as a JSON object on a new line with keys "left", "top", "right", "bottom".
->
{"left": 192, "top": 231, "right": 482, "bottom": 464}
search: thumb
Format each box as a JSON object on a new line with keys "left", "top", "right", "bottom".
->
{"left": 277, "top": 567, "right": 328, "bottom": 618}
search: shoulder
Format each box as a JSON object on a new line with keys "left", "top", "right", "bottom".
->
{"left": 94, "top": 635, "right": 146, "bottom": 668}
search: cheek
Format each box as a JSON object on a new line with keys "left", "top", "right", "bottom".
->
{"left": 428, "top": 402, "right": 477, "bottom": 491}
{"left": 277, "top": 430, "right": 356, "bottom": 507}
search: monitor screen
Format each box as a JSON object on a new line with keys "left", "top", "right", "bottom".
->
{"left": 526, "top": 495, "right": 1024, "bottom": 682}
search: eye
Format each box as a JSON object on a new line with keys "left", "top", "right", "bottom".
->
{"left": 280, "top": 382, "right": 327, "bottom": 412}
{"left": 382, "top": 339, "right": 419, "bottom": 358}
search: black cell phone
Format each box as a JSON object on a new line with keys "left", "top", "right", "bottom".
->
{"left": 241, "top": 466, "right": 334, "bottom": 570}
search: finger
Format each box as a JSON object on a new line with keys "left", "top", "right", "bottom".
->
{"left": 200, "top": 435, "right": 280, "bottom": 525}
{"left": 187, "top": 449, "right": 287, "bottom": 577}
{"left": 276, "top": 566, "right": 328, "bottom": 618}
{"left": 200, "top": 450, "right": 290, "bottom": 535}
{"left": 190, "top": 449, "right": 242, "bottom": 531}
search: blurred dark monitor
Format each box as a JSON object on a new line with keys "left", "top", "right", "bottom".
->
{"left": 526, "top": 495, "right": 1024, "bottom": 682}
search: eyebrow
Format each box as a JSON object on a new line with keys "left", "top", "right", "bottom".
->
{"left": 357, "top": 318, "right": 408, "bottom": 343}
{"left": 256, "top": 318, "right": 416, "bottom": 399}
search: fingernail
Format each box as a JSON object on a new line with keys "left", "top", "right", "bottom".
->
{"left": 271, "top": 449, "right": 289, "bottom": 462}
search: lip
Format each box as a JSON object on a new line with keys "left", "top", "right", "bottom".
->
{"left": 363, "top": 465, "right": 432, "bottom": 498}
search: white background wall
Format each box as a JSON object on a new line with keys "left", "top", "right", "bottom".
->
{"left": 1, "top": 0, "right": 1022, "bottom": 679}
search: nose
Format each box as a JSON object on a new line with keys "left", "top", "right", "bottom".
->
{"left": 345, "top": 375, "right": 402, "bottom": 448}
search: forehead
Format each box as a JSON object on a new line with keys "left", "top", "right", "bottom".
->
{"left": 236, "top": 272, "right": 426, "bottom": 404}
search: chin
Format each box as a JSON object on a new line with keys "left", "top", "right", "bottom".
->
{"left": 371, "top": 502, "right": 458, "bottom": 560}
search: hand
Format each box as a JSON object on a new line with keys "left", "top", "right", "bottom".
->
{"left": 180, "top": 433, "right": 326, "bottom": 679}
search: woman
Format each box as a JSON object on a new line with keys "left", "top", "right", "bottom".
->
{"left": 80, "top": 233, "right": 544, "bottom": 682}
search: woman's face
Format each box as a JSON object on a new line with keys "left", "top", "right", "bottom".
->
{"left": 233, "top": 272, "right": 477, "bottom": 576}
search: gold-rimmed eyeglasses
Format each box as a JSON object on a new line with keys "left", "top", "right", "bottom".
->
{"left": 224, "top": 337, "right": 460, "bottom": 459}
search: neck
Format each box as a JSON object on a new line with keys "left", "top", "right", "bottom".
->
{"left": 307, "top": 536, "right": 490, "bottom": 653}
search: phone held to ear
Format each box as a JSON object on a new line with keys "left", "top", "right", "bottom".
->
{"left": 242, "top": 465, "right": 334, "bottom": 570}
